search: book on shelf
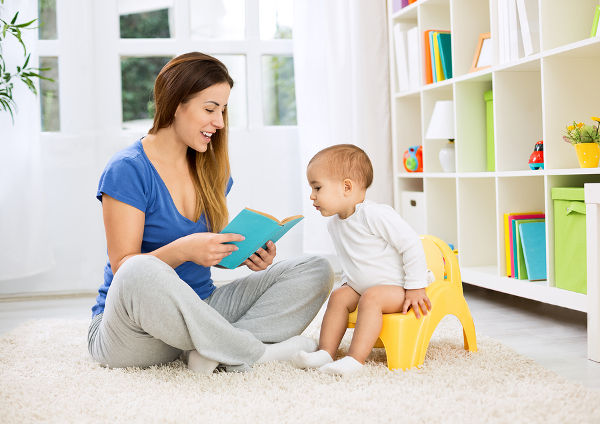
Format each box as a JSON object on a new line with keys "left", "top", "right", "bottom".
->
{"left": 393, "top": 23, "right": 420, "bottom": 91}
{"left": 508, "top": 0, "right": 520, "bottom": 61}
{"left": 423, "top": 30, "right": 434, "bottom": 84}
{"left": 498, "top": 0, "right": 539, "bottom": 62}
{"left": 424, "top": 30, "right": 451, "bottom": 84}
{"left": 519, "top": 221, "right": 547, "bottom": 281}
{"left": 406, "top": 27, "right": 420, "bottom": 89}
{"left": 218, "top": 208, "right": 303, "bottom": 269}
{"left": 516, "top": 0, "right": 540, "bottom": 56}
{"left": 392, "top": 0, "right": 409, "bottom": 13}
{"left": 503, "top": 211, "right": 544, "bottom": 277}
{"left": 514, "top": 218, "right": 544, "bottom": 279}
{"left": 438, "top": 32, "right": 452, "bottom": 79}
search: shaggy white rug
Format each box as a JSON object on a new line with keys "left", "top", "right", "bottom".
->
{"left": 1, "top": 312, "right": 600, "bottom": 423}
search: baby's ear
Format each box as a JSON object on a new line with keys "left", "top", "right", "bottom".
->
{"left": 343, "top": 178, "right": 353, "bottom": 193}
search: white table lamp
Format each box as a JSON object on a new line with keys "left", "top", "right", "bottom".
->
{"left": 426, "top": 100, "right": 455, "bottom": 172}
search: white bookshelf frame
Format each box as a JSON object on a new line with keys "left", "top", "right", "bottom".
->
{"left": 387, "top": 0, "right": 600, "bottom": 312}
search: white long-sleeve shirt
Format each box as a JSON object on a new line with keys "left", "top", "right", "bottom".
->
{"left": 327, "top": 200, "right": 430, "bottom": 294}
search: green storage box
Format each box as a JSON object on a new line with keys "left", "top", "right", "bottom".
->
{"left": 552, "top": 187, "right": 587, "bottom": 294}
{"left": 484, "top": 90, "right": 495, "bottom": 172}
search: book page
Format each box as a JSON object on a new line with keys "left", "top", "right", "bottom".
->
{"left": 245, "top": 208, "right": 302, "bottom": 226}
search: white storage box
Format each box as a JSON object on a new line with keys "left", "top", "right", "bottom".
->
{"left": 400, "top": 191, "right": 426, "bottom": 235}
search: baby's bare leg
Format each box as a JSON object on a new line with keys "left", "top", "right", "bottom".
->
{"left": 291, "top": 285, "right": 359, "bottom": 369}
{"left": 319, "top": 285, "right": 360, "bottom": 358}
{"left": 348, "top": 285, "right": 406, "bottom": 364}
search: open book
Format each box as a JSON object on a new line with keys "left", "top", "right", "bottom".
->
{"left": 218, "top": 208, "right": 304, "bottom": 269}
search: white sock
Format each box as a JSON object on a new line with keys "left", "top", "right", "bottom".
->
{"left": 257, "top": 335, "right": 318, "bottom": 363}
{"left": 318, "top": 356, "right": 363, "bottom": 376}
{"left": 187, "top": 350, "right": 219, "bottom": 375}
{"left": 291, "top": 349, "right": 333, "bottom": 369}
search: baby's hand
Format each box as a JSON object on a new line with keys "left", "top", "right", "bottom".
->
{"left": 402, "top": 288, "right": 432, "bottom": 319}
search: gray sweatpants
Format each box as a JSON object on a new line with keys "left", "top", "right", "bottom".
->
{"left": 87, "top": 255, "right": 333, "bottom": 372}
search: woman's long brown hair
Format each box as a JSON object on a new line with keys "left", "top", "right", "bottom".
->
{"left": 149, "top": 52, "right": 233, "bottom": 232}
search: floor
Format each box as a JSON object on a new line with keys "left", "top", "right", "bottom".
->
{"left": 1, "top": 284, "right": 599, "bottom": 389}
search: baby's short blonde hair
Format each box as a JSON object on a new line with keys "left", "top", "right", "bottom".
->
{"left": 308, "top": 144, "right": 373, "bottom": 189}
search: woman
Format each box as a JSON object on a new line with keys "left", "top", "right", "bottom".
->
{"left": 88, "top": 52, "right": 334, "bottom": 374}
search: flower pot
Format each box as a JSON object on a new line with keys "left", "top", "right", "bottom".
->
{"left": 574, "top": 143, "right": 600, "bottom": 168}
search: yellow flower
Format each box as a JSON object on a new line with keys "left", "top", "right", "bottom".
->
{"left": 567, "top": 125, "right": 575, "bottom": 131}
{"left": 577, "top": 122, "right": 584, "bottom": 128}
{"left": 592, "top": 116, "right": 600, "bottom": 122}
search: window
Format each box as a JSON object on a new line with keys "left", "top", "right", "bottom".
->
{"left": 38, "top": 0, "right": 59, "bottom": 131}
{"left": 37, "top": 0, "right": 297, "bottom": 134}
{"left": 190, "top": 0, "right": 245, "bottom": 40}
{"left": 262, "top": 55, "right": 296, "bottom": 125}
{"left": 119, "top": 0, "right": 295, "bottom": 130}
{"left": 259, "top": 0, "right": 293, "bottom": 40}
{"left": 39, "top": 57, "right": 60, "bottom": 132}
{"left": 38, "top": 0, "right": 57, "bottom": 39}
{"left": 121, "top": 56, "right": 172, "bottom": 130}
{"left": 119, "top": 8, "right": 172, "bottom": 39}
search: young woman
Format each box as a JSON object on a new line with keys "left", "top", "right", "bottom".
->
{"left": 88, "top": 52, "right": 333, "bottom": 374}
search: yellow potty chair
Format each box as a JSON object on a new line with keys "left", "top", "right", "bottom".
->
{"left": 347, "top": 235, "right": 477, "bottom": 370}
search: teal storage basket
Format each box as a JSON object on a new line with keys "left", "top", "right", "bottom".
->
{"left": 552, "top": 187, "right": 587, "bottom": 294}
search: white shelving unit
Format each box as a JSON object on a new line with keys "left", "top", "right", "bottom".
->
{"left": 387, "top": 0, "right": 600, "bottom": 312}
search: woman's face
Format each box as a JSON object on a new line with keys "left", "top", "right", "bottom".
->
{"left": 173, "top": 82, "right": 231, "bottom": 153}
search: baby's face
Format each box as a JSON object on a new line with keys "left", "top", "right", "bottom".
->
{"left": 306, "top": 160, "right": 345, "bottom": 217}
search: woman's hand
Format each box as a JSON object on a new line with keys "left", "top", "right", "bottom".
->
{"left": 179, "top": 232, "right": 245, "bottom": 267}
{"left": 243, "top": 241, "right": 276, "bottom": 271}
{"left": 401, "top": 288, "right": 432, "bottom": 319}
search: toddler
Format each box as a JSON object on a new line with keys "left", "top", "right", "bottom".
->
{"left": 293, "top": 144, "right": 432, "bottom": 376}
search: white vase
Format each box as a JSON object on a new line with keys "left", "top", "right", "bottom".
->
{"left": 439, "top": 140, "right": 455, "bottom": 172}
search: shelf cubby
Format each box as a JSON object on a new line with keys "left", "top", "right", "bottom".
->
{"left": 540, "top": 0, "right": 599, "bottom": 51}
{"left": 421, "top": 85, "right": 453, "bottom": 173}
{"left": 451, "top": 0, "right": 491, "bottom": 77}
{"left": 424, "top": 177, "right": 457, "bottom": 247}
{"left": 394, "top": 94, "right": 423, "bottom": 174}
{"left": 542, "top": 44, "right": 600, "bottom": 170}
{"left": 394, "top": 177, "right": 424, "bottom": 212}
{"left": 454, "top": 77, "right": 492, "bottom": 172}
{"left": 457, "top": 177, "right": 497, "bottom": 269}
{"left": 496, "top": 175, "right": 545, "bottom": 277}
{"left": 494, "top": 62, "right": 542, "bottom": 172}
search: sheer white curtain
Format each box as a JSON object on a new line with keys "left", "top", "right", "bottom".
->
{"left": 293, "top": 0, "right": 392, "bottom": 255}
{"left": 0, "top": 1, "right": 54, "bottom": 280}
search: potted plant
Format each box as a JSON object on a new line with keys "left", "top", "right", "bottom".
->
{"left": 563, "top": 117, "right": 600, "bottom": 168}
{"left": 0, "top": 0, "right": 49, "bottom": 121}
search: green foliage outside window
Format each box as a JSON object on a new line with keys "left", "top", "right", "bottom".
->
{"left": 263, "top": 54, "right": 296, "bottom": 126}
{"left": 121, "top": 56, "right": 171, "bottom": 122}
{"left": 120, "top": 9, "right": 170, "bottom": 39}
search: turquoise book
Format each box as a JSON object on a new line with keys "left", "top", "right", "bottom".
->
{"left": 519, "top": 221, "right": 547, "bottom": 281}
{"left": 218, "top": 208, "right": 304, "bottom": 269}
{"left": 438, "top": 32, "right": 452, "bottom": 79}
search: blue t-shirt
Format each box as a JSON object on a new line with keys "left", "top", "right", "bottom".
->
{"left": 92, "top": 139, "right": 233, "bottom": 317}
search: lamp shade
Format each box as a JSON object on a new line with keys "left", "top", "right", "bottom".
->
{"left": 425, "top": 100, "right": 455, "bottom": 139}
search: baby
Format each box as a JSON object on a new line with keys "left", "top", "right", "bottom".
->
{"left": 293, "top": 144, "right": 432, "bottom": 376}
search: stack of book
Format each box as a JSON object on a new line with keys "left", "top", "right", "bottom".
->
{"left": 393, "top": 23, "right": 420, "bottom": 92}
{"left": 423, "top": 30, "right": 452, "bottom": 84}
{"left": 503, "top": 211, "right": 547, "bottom": 280}
{"left": 498, "top": 0, "right": 539, "bottom": 63}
